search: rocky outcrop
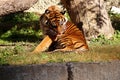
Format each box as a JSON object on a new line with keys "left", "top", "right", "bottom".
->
{"left": 67, "top": 61, "right": 120, "bottom": 80}
{"left": 0, "top": 0, "right": 38, "bottom": 16}
{"left": 25, "top": 0, "right": 61, "bottom": 14}
{"left": 25, "top": 0, "right": 120, "bottom": 14}
{"left": 0, "top": 0, "right": 119, "bottom": 16}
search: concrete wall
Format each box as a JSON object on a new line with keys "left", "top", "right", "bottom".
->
{"left": 0, "top": 61, "right": 120, "bottom": 80}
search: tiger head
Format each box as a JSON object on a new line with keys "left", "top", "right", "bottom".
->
{"left": 40, "top": 5, "right": 67, "bottom": 38}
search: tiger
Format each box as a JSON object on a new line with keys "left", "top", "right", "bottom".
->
{"left": 32, "top": 5, "right": 89, "bottom": 53}
{"left": 32, "top": 5, "right": 64, "bottom": 53}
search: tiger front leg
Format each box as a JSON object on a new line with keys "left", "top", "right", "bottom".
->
{"left": 31, "top": 35, "right": 53, "bottom": 54}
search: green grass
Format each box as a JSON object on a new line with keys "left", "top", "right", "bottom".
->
{"left": 0, "top": 43, "right": 120, "bottom": 65}
{"left": 0, "top": 12, "right": 120, "bottom": 65}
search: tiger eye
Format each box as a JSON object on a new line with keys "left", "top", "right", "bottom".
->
{"left": 52, "top": 26, "right": 57, "bottom": 28}
{"left": 45, "top": 9, "right": 50, "bottom": 14}
{"left": 45, "top": 20, "right": 49, "bottom": 25}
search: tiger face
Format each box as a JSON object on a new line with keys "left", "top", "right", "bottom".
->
{"left": 40, "top": 5, "right": 67, "bottom": 38}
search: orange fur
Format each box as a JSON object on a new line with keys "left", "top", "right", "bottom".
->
{"left": 32, "top": 36, "right": 52, "bottom": 53}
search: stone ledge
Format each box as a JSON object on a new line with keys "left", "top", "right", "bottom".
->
{"left": 0, "top": 61, "right": 120, "bottom": 80}
{"left": 0, "top": 63, "right": 68, "bottom": 80}
{"left": 67, "top": 61, "right": 120, "bottom": 80}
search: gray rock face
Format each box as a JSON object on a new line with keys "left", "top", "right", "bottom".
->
{"left": 0, "top": 0, "right": 38, "bottom": 16}
{"left": 26, "top": 0, "right": 120, "bottom": 14}
{"left": 0, "top": 63, "right": 68, "bottom": 80}
{"left": 1, "top": 0, "right": 120, "bottom": 16}
{"left": 25, "top": 0, "right": 61, "bottom": 14}
{"left": 0, "top": 61, "right": 120, "bottom": 80}
{"left": 67, "top": 61, "right": 120, "bottom": 80}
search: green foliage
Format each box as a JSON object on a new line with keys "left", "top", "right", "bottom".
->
{"left": 0, "top": 25, "right": 42, "bottom": 42}
{"left": 90, "top": 30, "right": 120, "bottom": 45}
{"left": 65, "top": 12, "right": 71, "bottom": 21}
{"left": 0, "top": 12, "right": 39, "bottom": 23}
{"left": 114, "top": 30, "right": 120, "bottom": 38}
{"left": 0, "top": 12, "right": 41, "bottom": 43}
{"left": 0, "top": 48, "right": 14, "bottom": 65}
{"left": 14, "top": 44, "right": 24, "bottom": 54}
{"left": 109, "top": 12, "right": 120, "bottom": 30}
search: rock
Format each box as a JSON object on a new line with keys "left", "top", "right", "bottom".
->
{"left": 67, "top": 61, "right": 120, "bottom": 80}
{"left": 0, "top": 61, "right": 120, "bottom": 80}
{"left": 25, "top": 0, "right": 61, "bottom": 14}
{"left": 111, "top": 6, "right": 120, "bottom": 14}
{"left": 0, "top": 0, "right": 38, "bottom": 16}
{"left": 0, "top": 63, "right": 68, "bottom": 80}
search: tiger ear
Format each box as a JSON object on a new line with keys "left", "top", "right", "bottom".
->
{"left": 60, "top": 10, "right": 66, "bottom": 15}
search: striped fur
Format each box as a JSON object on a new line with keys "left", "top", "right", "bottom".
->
{"left": 50, "top": 21, "right": 89, "bottom": 52}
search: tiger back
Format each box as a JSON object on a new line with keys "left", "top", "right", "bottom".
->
{"left": 53, "top": 21, "right": 89, "bottom": 52}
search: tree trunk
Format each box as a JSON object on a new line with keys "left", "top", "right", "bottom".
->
{"left": 61, "top": 0, "right": 114, "bottom": 40}
{"left": 0, "top": 0, "right": 38, "bottom": 16}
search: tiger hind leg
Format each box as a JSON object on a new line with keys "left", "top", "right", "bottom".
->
{"left": 74, "top": 45, "right": 89, "bottom": 53}
{"left": 53, "top": 47, "right": 74, "bottom": 52}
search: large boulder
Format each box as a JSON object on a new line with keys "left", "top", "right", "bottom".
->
{"left": 0, "top": 0, "right": 38, "bottom": 16}
{"left": 25, "top": 0, "right": 61, "bottom": 14}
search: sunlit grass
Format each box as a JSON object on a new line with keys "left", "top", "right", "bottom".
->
{"left": 0, "top": 43, "right": 120, "bottom": 65}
